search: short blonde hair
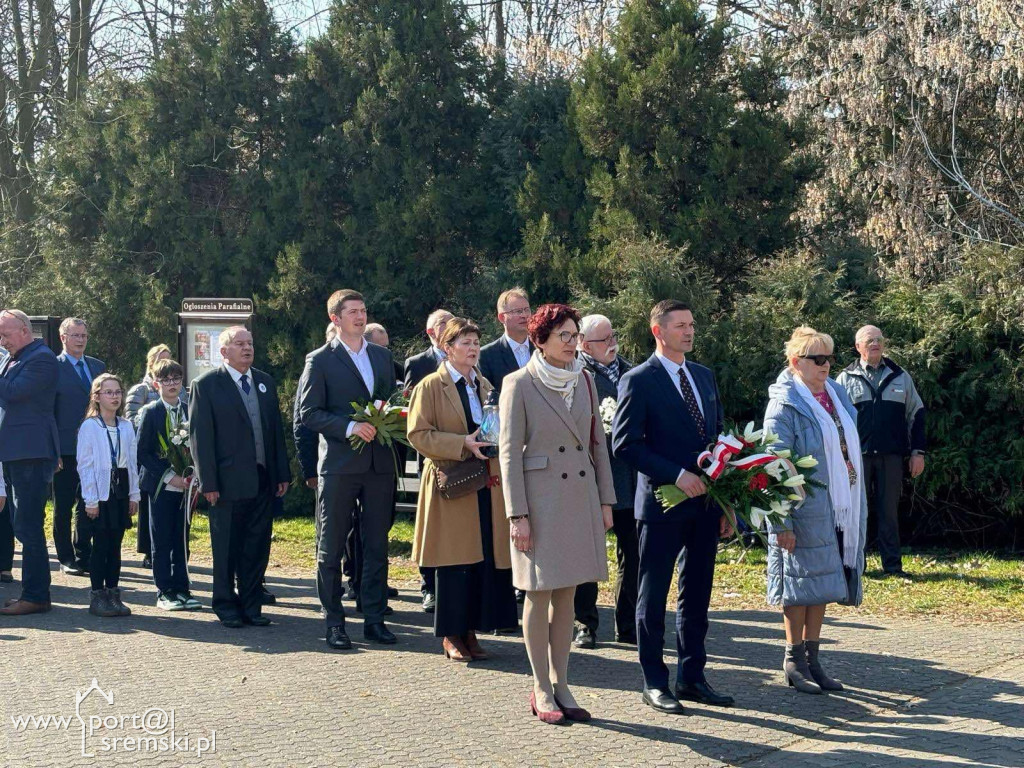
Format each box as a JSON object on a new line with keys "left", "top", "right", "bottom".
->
{"left": 145, "top": 344, "right": 172, "bottom": 376}
{"left": 785, "top": 326, "right": 834, "bottom": 367}
{"left": 497, "top": 287, "right": 529, "bottom": 314}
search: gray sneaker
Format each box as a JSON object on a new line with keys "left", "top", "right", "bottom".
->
{"left": 108, "top": 588, "right": 132, "bottom": 616}
{"left": 179, "top": 591, "right": 203, "bottom": 611}
{"left": 156, "top": 591, "right": 187, "bottom": 611}
{"left": 89, "top": 589, "right": 119, "bottom": 618}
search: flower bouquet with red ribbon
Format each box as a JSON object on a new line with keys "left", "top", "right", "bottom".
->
{"left": 655, "top": 422, "right": 823, "bottom": 538}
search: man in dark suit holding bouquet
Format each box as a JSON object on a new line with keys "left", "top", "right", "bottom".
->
{"left": 613, "top": 300, "right": 734, "bottom": 714}
{"left": 298, "top": 289, "right": 400, "bottom": 650}
{"left": 189, "top": 327, "right": 290, "bottom": 628}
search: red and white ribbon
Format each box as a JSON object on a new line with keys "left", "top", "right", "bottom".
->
{"left": 698, "top": 434, "right": 745, "bottom": 480}
{"left": 730, "top": 453, "right": 777, "bottom": 471}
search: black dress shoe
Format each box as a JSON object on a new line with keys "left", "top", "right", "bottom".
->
{"left": 387, "top": 586, "right": 399, "bottom": 598}
{"left": 675, "top": 680, "right": 735, "bottom": 707}
{"left": 615, "top": 633, "right": 638, "bottom": 645}
{"left": 326, "top": 626, "right": 352, "bottom": 650}
{"left": 642, "top": 687, "right": 685, "bottom": 715}
{"left": 572, "top": 626, "right": 596, "bottom": 649}
{"left": 364, "top": 622, "right": 397, "bottom": 645}
{"left": 60, "top": 562, "right": 85, "bottom": 576}
{"left": 421, "top": 592, "right": 436, "bottom": 613}
{"left": 260, "top": 587, "right": 277, "bottom": 605}
{"left": 515, "top": 588, "right": 526, "bottom": 604}
{"left": 343, "top": 585, "right": 358, "bottom": 601}
{"left": 220, "top": 618, "right": 244, "bottom": 628}
{"left": 142, "top": 555, "right": 152, "bottom": 569}
{"left": 243, "top": 615, "right": 272, "bottom": 626}
{"left": 355, "top": 603, "right": 393, "bottom": 616}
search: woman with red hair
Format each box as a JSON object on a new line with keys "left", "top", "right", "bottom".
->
{"left": 498, "top": 304, "right": 616, "bottom": 724}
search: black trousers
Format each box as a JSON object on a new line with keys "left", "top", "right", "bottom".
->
{"left": 136, "top": 492, "right": 152, "bottom": 558}
{"left": 52, "top": 454, "right": 89, "bottom": 566}
{"left": 864, "top": 454, "right": 904, "bottom": 572}
{"left": 574, "top": 507, "right": 639, "bottom": 638}
{"left": 208, "top": 467, "right": 273, "bottom": 622}
{"left": 89, "top": 527, "right": 126, "bottom": 590}
{"left": 317, "top": 472, "right": 394, "bottom": 628}
{"left": 636, "top": 512, "right": 720, "bottom": 689}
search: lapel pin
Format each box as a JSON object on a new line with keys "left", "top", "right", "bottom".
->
{"left": 258, "top": 382, "right": 267, "bottom": 393}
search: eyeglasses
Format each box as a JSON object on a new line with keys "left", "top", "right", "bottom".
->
{"left": 862, "top": 337, "right": 885, "bottom": 345}
{"left": 158, "top": 377, "right": 183, "bottom": 385}
{"left": 66, "top": 333, "right": 88, "bottom": 340}
{"left": 585, "top": 332, "right": 618, "bottom": 345}
{"left": 556, "top": 331, "right": 581, "bottom": 345}
{"left": 99, "top": 389, "right": 123, "bottom": 396}
{"left": 503, "top": 307, "right": 532, "bottom": 317}
{"left": 800, "top": 354, "right": 835, "bottom": 367}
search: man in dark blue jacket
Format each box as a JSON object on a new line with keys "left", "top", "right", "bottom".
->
{"left": 52, "top": 317, "right": 106, "bottom": 575}
{"left": 0, "top": 309, "right": 60, "bottom": 615}
{"left": 612, "top": 300, "right": 733, "bottom": 714}
{"left": 478, "top": 287, "right": 534, "bottom": 396}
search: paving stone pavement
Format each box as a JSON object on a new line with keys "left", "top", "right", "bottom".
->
{"left": 2, "top": 556, "right": 1022, "bottom": 767}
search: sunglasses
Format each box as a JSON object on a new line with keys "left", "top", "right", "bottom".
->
{"left": 800, "top": 354, "right": 835, "bottom": 367}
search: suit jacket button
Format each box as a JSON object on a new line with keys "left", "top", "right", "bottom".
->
{"left": 558, "top": 446, "right": 566, "bottom": 452}
{"left": 579, "top": 470, "right": 586, "bottom": 477}
{"left": 561, "top": 473, "right": 568, "bottom": 479}
{"left": 576, "top": 445, "right": 583, "bottom": 451}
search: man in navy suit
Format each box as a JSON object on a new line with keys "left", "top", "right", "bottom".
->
{"left": 298, "top": 289, "right": 401, "bottom": 650}
{"left": 0, "top": 309, "right": 60, "bottom": 615}
{"left": 478, "top": 287, "right": 534, "bottom": 395}
{"left": 52, "top": 317, "right": 106, "bottom": 575}
{"left": 612, "top": 300, "right": 734, "bottom": 714}
{"left": 402, "top": 308, "right": 452, "bottom": 612}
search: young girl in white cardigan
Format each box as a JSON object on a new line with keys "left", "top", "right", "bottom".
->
{"left": 77, "top": 373, "right": 140, "bottom": 617}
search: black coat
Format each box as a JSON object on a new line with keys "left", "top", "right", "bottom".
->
{"left": 292, "top": 364, "right": 319, "bottom": 482}
{"left": 478, "top": 336, "right": 533, "bottom": 395}
{"left": 582, "top": 355, "right": 638, "bottom": 512}
{"left": 0, "top": 338, "right": 60, "bottom": 463}
{"left": 403, "top": 347, "right": 442, "bottom": 394}
{"left": 188, "top": 366, "right": 290, "bottom": 501}
{"left": 297, "top": 339, "right": 398, "bottom": 476}
{"left": 137, "top": 399, "right": 187, "bottom": 496}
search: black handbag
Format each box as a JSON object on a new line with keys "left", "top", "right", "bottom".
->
{"left": 435, "top": 458, "right": 489, "bottom": 500}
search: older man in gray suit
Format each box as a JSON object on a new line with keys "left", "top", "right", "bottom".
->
{"left": 0, "top": 309, "right": 60, "bottom": 615}
{"left": 298, "top": 289, "right": 401, "bottom": 651}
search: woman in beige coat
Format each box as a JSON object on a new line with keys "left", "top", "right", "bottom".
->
{"left": 499, "top": 304, "right": 616, "bottom": 725}
{"left": 408, "top": 318, "right": 516, "bottom": 662}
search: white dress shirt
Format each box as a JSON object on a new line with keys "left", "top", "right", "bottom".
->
{"left": 445, "top": 362, "right": 483, "bottom": 424}
{"left": 655, "top": 353, "right": 705, "bottom": 417}
{"left": 159, "top": 396, "right": 186, "bottom": 493}
{"left": 338, "top": 338, "right": 376, "bottom": 438}
{"left": 504, "top": 334, "right": 531, "bottom": 369}
{"left": 224, "top": 362, "right": 254, "bottom": 393}
{"left": 656, "top": 353, "right": 706, "bottom": 485}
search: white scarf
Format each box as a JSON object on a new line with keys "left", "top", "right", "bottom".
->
{"left": 532, "top": 350, "right": 584, "bottom": 410}
{"left": 794, "top": 377, "right": 864, "bottom": 569}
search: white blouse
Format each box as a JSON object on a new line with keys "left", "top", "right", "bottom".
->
{"left": 76, "top": 417, "right": 141, "bottom": 506}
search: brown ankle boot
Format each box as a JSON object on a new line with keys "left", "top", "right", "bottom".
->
{"left": 464, "top": 631, "right": 488, "bottom": 660}
{"left": 442, "top": 635, "right": 471, "bottom": 662}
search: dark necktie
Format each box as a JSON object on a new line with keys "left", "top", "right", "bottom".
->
{"left": 677, "top": 368, "right": 706, "bottom": 440}
{"left": 77, "top": 360, "right": 90, "bottom": 386}
{"left": 454, "top": 378, "right": 478, "bottom": 430}
{"left": 240, "top": 374, "right": 251, "bottom": 395}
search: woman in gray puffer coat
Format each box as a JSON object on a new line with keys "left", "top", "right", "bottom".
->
{"left": 763, "top": 327, "right": 868, "bottom": 695}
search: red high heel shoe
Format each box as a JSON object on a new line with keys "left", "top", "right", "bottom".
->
{"left": 554, "top": 695, "right": 592, "bottom": 722}
{"left": 529, "top": 691, "right": 566, "bottom": 725}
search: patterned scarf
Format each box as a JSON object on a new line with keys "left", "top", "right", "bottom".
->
{"left": 581, "top": 352, "right": 621, "bottom": 385}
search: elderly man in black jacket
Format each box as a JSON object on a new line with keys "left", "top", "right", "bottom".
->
{"left": 189, "top": 326, "right": 290, "bottom": 628}
{"left": 572, "top": 314, "right": 639, "bottom": 648}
